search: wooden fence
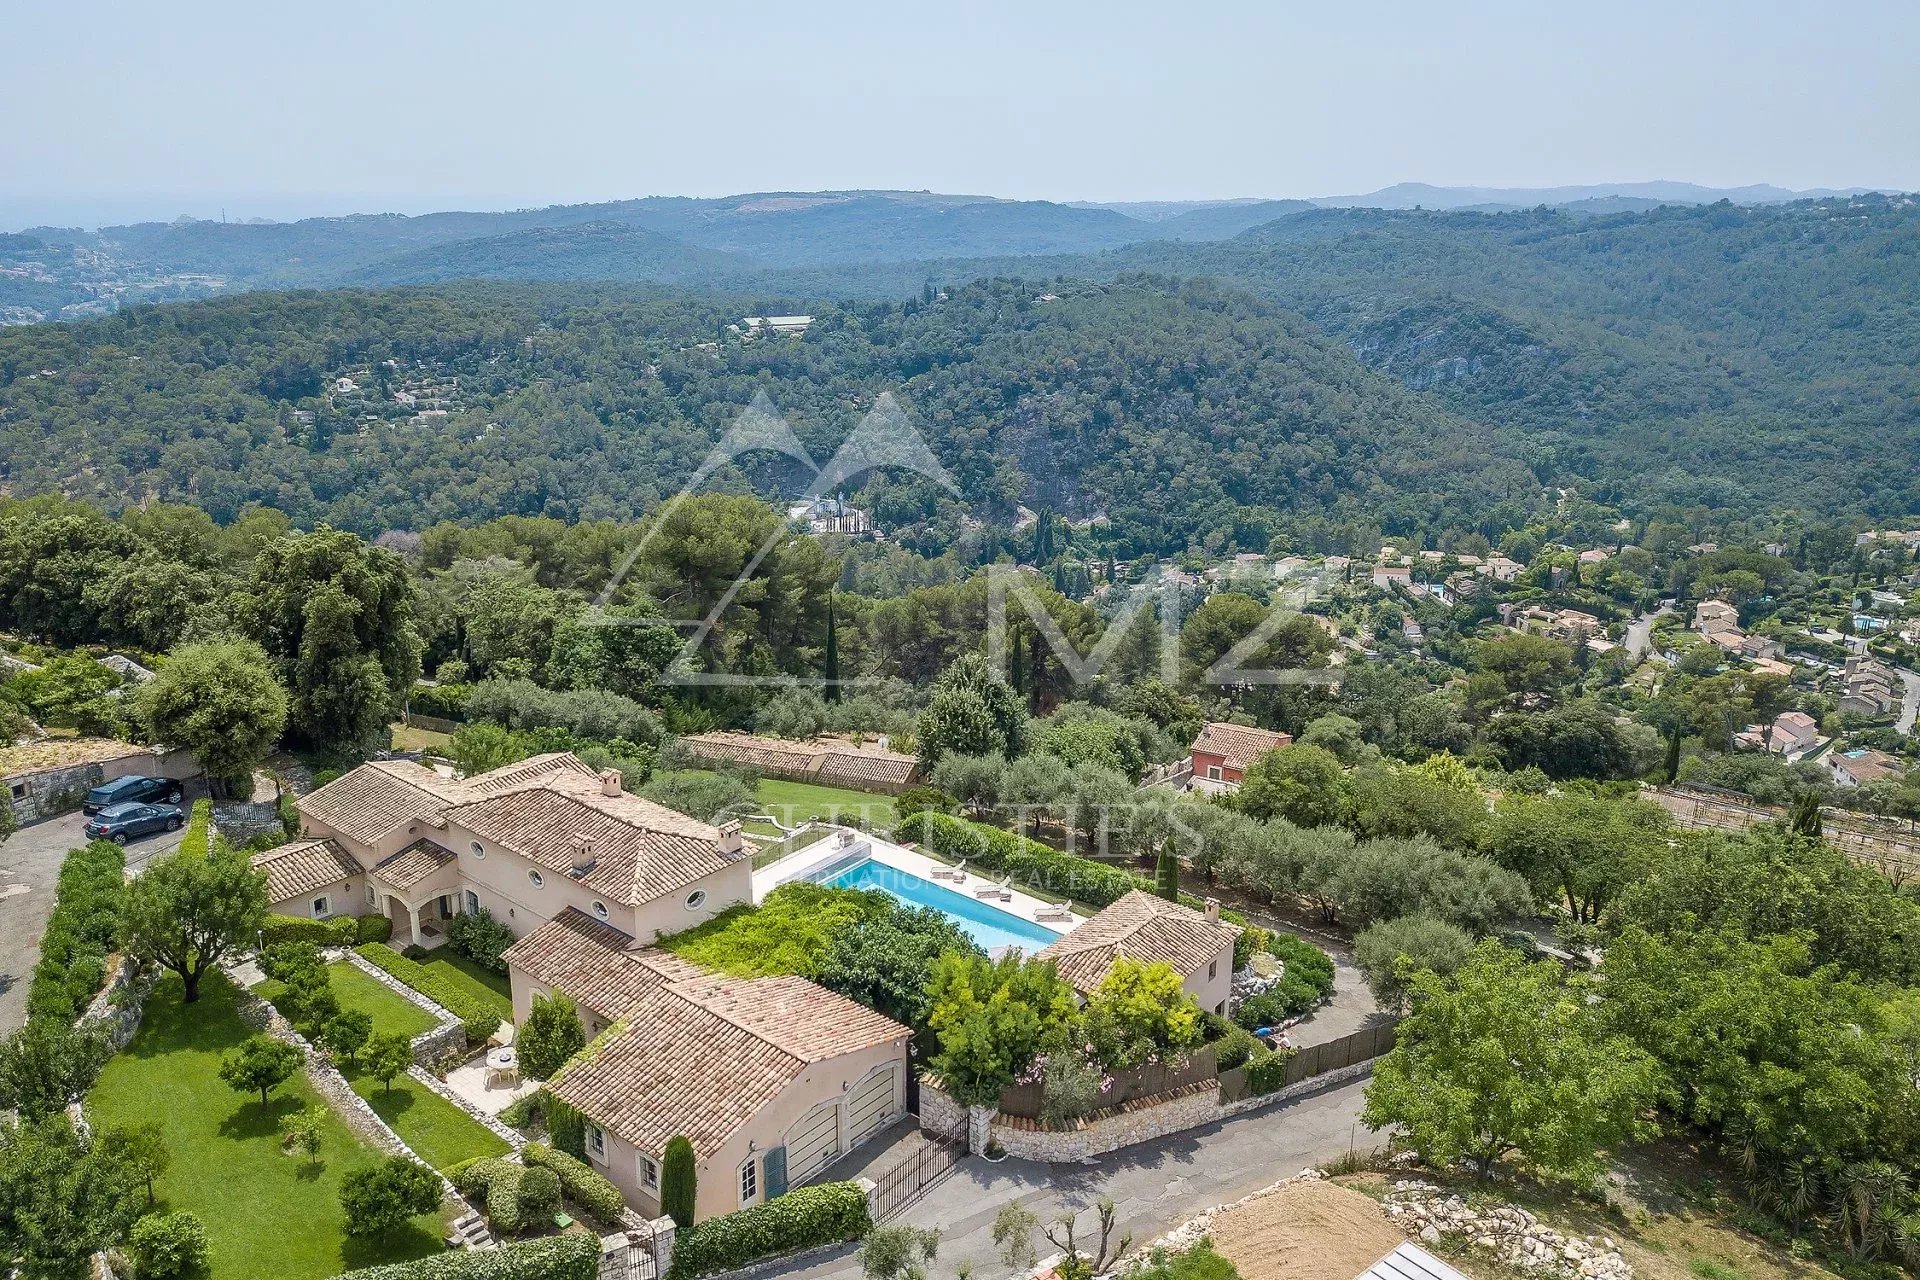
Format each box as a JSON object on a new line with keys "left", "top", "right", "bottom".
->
{"left": 1218, "top": 1020, "right": 1399, "bottom": 1103}
{"left": 997, "top": 1043, "right": 1220, "bottom": 1120}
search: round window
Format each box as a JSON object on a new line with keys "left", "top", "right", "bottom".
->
{"left": 469, "top": 841, "right": 485, "bottom": 859}
{"left": 528, "top": 870, "right": 545, "bottom": 889}
{"left": 684, "top": 889, "right": 708, "bottom": 911}
{"left": 592, "top": 901, "right": 609, "bottom": 921}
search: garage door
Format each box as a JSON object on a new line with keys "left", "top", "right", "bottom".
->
{"left": 785, "top": 1099, "right": 841, "bottom": 1185}
{"left": 845, "top": 1066, "right": 898, "bottom": 1148}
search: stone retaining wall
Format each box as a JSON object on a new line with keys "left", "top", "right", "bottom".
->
{"left": 920, "top": 1060, "right": 1376, "bottom": 1164}
{"left": 339, "top": 948, "right": 469, "bottom": 1067}
{"left": 409, "top": 1061, "right": 526, "bottom": 1151}
{"left": 78, "top": 954, "right": 155, "bottom": 1051}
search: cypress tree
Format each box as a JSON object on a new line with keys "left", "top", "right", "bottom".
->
{"left": 822, "top": 596, "right": 840, "bottom": 703}
{"left": 1154, "top": 849, "right": 1180, "bottom": 901}
{"left": 1663, "top": 726, "right": 1682, "bottom": 784}
{"left": 662, "top": 1134, "right": 697, "bottom": 1227}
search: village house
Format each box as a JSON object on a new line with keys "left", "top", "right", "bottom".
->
{"left": 679, "top": 731, "right": 920, "bottom": 795}
{"left": 1827, "top": 747, "right": 1905, "bottom": 788}
{"left": 1036, "top": 890, "right": 1239, "bottom": 1016}
{"left": 1839, "top": 655, "right": 1900, "bottom": 718}
{"left": 1370, "top": 565, "right": 1413, "bottom": 591}
{"left": 502, "top": 908, "right": 909, "bottom": 1222}
{"left": 250, "top": 753, "right": 749, "bottom": 949}
{"left": 1735, "top": 709, "right": 1823, "bottom": 757}
{"left": 1187, "top": 721, "right": 1292, "bottom": 792}
{"left": 1479, "top": 555, "right": 1523, "bottom": 582}
{"left": 1, "top": 738, "right": 200, "bottom": 826}
{"left": 1694, "top": 599, "right": 1741, "bottom": 636}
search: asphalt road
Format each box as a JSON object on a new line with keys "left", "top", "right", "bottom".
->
{"left": 773, "top": 1076, "right": 1377, "bottom": 1280}
{"left": 0, "top": 810, "right": 186, "bottom": 1033}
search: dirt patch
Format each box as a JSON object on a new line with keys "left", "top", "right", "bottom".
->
{"left": 1207, "top": 1179, "right": 1409, "bottom": 1280}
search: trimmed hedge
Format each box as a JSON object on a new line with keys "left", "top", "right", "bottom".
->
{"left": 355, "top": 943, "right": 500, "bottom": 1042}
{"left": 896, "top": 813, "right": 1250, "bottom": 926}
{"left": 452, "top": 1158, "right": 559, "bottom": 1235}
{"left": 523, "top": 1141, "right": 627, "bottom": 1224}
{"left": 328, "top": 1231, "right": 597, "bottom": 1280}
{"left": 669, "top": 1181, "right": 871, "bottom": 1280}
{"left": 262, "top": 914, "right": 357, "bottom": 947}
{"left": 27, "top": 840, "right": 126, "bottom": 1022}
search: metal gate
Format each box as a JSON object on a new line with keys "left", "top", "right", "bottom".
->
{"left": 867, "top": 1121, "right": 965, "bottom": 1222}
{"left": 600, "top": 1223, "right": 664, "bottom": 1280}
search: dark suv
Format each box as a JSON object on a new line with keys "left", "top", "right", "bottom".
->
{"left": 83, "top": 775, "right": 184, "bottom": 814}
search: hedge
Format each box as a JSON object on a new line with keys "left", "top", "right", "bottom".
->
{"left": 669, "top": 1181, "right": 871, "bottom": 1280}
{"left": 355, "top": 943, "right": 501, "bottom": 1042}
{"left": 328, "top": 1231, "right": 597, "bottom": 1280}
{"left": 26, "top": 841, "right": 126, "bottom": 1022}
{"left": 452, "top": 1157, "right": 559, "bottom": 1235}
{"left": 523, "top": 1141, "right": 627, "bottom": 1225}
{"left": 896, "top": 813, "right": 1251, "bottom": 927}
{"left": 1245, "top": 1048, "right": 1298, "bottom": 1096}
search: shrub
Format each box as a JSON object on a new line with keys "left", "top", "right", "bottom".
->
{"left": 26, "top": 840, "right": 126, "bottom": 1022}
{"left": 327, "top": 1232, "right": 598, "bottom": 1280}
{"left": 523, "top": 1142, "right": 626, "bottom": 1225}
{"left": 341, "top": 1156, "right": 442, "bottom": 1236}
{"left": 519, "top": 992, "right": 586, "bottom": 1080}
{"left": 408, "top": 682, "right": 472, "bottom": 723}
{"left": 445, "top": 908, "right": 515, "bottom": 974}
{"left": 355, "top": 943, "right": 500, "bottom": 1042}
{"left": 894, "top": 786, "right": 958, "bottom": 822}
{"left": 662, "top": 1135, "right": 697, "bottom": 1228}
{"left": 670, "top": 1181, "right": 871, "bottom": 1279}
{"left": 546, "top": 1094, "right": 586, "bottom": 1159}
{"left": 498, "top": 1087, "right": 549, "bottom": 1132}
{"left": 260, "top": 914, "right": 358, "bottom": 948}
{"left": 1211, "top": 1024, "right": 1264, "bottom": 1072}
{"left": 456, "top": 1157, "right": 560, "bottom": 1235}
{"left": 1244, "top": 1049, "right": 1297, "bottom": 1095}
{"left": 356, "top": 914, "right": 394, "bottom": 945}
{"left": 129, "top": 1210, "right": 208, "bottom": 1279}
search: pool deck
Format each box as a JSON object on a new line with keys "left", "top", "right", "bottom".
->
{"left": 752, "top": 828, "right": 1086, "bottom": 944}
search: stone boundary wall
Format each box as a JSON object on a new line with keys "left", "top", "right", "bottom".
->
{"left": 918, "top": 1060, "right": 1376, "bottom": 1164}
{"left": 408, "top": 1062, "right": 526, "bottom": 1151}
{"left": 78, "top": 954, "right": 155, "bottom": 1051}
{"left": 338, "top": 947, "right": 469, "bottom": 1067}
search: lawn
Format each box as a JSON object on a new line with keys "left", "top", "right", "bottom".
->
{"left": 259, "top": 960, "right": 438, "bottom": 1040}
{"left": 346, "top": 1069, "right": 509, "bottom": 1171}
{"left": 752, "top": 777, "right": 899, "bottom": 830}
{"left": 254, "top": 960, "right": 507, "bottom": 1170}
{"left": 390, "top": 721, "right": 453, "bottom": 753}
{"left": 88, "top": 973, "right": 446, "bottom": 1280}
{"left": 412, "top": 950, "right": 514, "bottom": 1022}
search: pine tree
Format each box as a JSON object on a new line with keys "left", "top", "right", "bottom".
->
{"left": 823, "top": 596, "right": 841, "bottom": 703}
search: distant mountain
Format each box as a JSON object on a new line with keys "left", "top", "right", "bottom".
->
{"left": 1311, "top": 180, "right": 1881, "bottom": 210}
{"left": 350, "top": 222, "right": 752, "bottom": 287}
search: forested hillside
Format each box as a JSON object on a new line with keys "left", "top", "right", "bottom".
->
{"left": 0, "top": 276, "right": 1536, "bottom": 549}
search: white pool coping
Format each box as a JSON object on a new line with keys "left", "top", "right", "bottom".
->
{"left": 752, "top": 827, "right": 1084, "bottom": 943}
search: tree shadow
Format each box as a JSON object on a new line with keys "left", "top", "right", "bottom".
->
{"left": 216, "top": 1093, "right": 304, "bottom": 1141}
{"left": 336, "top": 1218, "right": 445, "bottom": 1272}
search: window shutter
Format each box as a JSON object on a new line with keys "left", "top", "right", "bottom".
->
{"left": 762, "top": 1145, "right": 788, "bottom": 1200}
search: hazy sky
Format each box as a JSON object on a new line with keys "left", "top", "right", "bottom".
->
{"left": 5, "top": 0, "right": 1916, "bottom": 228}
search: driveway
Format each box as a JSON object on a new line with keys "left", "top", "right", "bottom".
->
{"left": 0, "top": 811, "right": 187, "bottom": 1033}
{"left": 773, "top": 1076, "right": 1377, "bottom": 1280}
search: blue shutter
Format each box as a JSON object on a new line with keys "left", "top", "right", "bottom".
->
{"left": 762, "top": 1145, "right": 788, "bottom": 1200}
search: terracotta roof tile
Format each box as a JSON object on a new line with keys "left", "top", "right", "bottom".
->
{"left": 250, "top": 838, "right": 364, "bottom": 904}
{"left": 1190, "top": 722, "right": 1292, "bottom": 772}
{"left": 373, "top": 838, "right": 457, "bottom": 891}
{"left": 501, "top": 908, "right": 676, "bottom": 1019}
{"left": 1036, "top": 890, "right": 1238, "bottom": 997}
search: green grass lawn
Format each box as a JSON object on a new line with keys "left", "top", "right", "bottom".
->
{"left": 346, "top": 1069, "right": 509, "bottom": 1171}
{"left": 752, "top": 777, "right": 898, "bottom": 830}
{"left": 259, "top": 960, "right": 438, "bottom": 1041}
{"left": 411, "top": 951, "right": 513, "bottom": 1022}
{"left": 88, "top": 973, "right": 447, "bottom": 1280}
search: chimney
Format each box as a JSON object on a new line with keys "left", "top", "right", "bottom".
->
{"left": 599, "top": 768, "right": 622, "bottom": 797}
{"left": 570, "top": 834, "right": 597, "bottom": 876}
{"left": 1204, "top": 897, "right": 1220, "bottom": 924}
{"left": 716, "top": 820, "right": 744, "bottom": 857}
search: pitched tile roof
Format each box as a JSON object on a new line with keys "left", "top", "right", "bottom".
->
{"left": 250, "top": 838, "right": 364, "bottom": 904}
{"left": 1036, "top": 890, "right": 1239, "bottom": 997}
{"left": 501, "top": 908, "right": 682, "bottom": 1019}
{"left": 1189, "top": 722, "right": 1293, "bottom": 772}
{"left": 373, "top": 838, "right": 457, "bottom": 891}
{"left": 443, "top": 771, "right": 735, "bottom": 907}
{"left": 297, "top": 759, "right": 466, "bottom": 845}
{"left": 548, "top": 973, "right": 909, "bottom": 1160}
{"left": 681, "top": 732, "right": 919, "bottom": 790}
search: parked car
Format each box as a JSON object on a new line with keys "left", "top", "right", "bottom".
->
{"left": 83, "top": 775, "right": 183, "bottom": 814}
{"left": 84, "top": 802, "right": 184, "bottom": 845}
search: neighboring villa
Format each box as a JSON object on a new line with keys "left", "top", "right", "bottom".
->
{"left": 1036, "top": 890, "right": 1239, "bottom": 1016}
{"left": 251, "top": 752, "right": 749, "bottom": 949}
{"left": 1828, "top": 747, "right": 1905, "bottom": 788}
{"left": 502, "top": 909, "right": 910, "bottom": 1222}
{"left": 680, "top": 731, "right": 920, "bottom": 795}
{"left": 1734, "top": 709, "right": 1824, "bottom": 758}
{"left": 1187, "top": 721, "right": 1292, "bottom": 793}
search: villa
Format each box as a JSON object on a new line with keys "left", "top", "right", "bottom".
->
{"left": 250, "top": 752, "right": 750, "bottom": 948}
{"left": 502, "top": 908, "right": 910, "bottom": 1222}
{"left": 1037, "top": 890, "right": 1239, "bottom": 1015}
{"left": 1187, "top": 721, "right": 1293, "bottom": 793}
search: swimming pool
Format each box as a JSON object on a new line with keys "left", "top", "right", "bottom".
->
{"left": 814, "top": 857, "right": 1067, "bottom": 953}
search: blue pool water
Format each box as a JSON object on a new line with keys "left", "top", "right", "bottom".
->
{"left": 815, "top": 858, "right": 1066, "bottom": 953}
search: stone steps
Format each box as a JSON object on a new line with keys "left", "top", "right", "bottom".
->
{"left": 448, "top": 1210, "right": 495, "bottom": 1250}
